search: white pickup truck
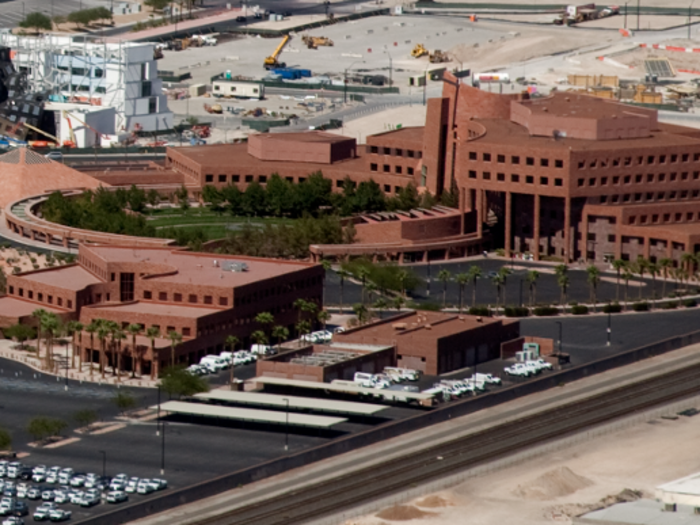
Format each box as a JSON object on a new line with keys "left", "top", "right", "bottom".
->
{"left": 472, "top": 372, "right": 502, "bottom": 385}
{"left": 504, "top": 363, "right": 533, "bottom": 377}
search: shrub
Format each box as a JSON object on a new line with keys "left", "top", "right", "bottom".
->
{"left": 534, "top": 306, "right": 559, "bottom": 316}
{"left": 683, "top": 298, "right": 697, "bottom": 308}
{"left": 661, "top": 301, "right": 678, "bottom": 310}
{"left": 571, "top": 305, "right": 589, "bottom": 315}
{"left": 74, "top": 409, "right": 98, "bottom": 429}
{"left": 468, "top": 306, "right": 491, "bottom": 316}
{"left": 602, "top": 303, "right": 622, "bottom": 313}
{"left": 0, "top": 428, "right": 10, "bottom": 451}
{"left": 409, "top": 301, "right": 441, "bottom": 312}
{"left": 113, "top": 392, "right": 137, "bottom": 415}
{"left": 494, "top": 248, "right": 505, "bottom": 256}
{"left": 504, "top": 306, "right": 529, "bottom": 317}
{"left": 26, "top": 417, "right": 67, "bottom": 442}
{"left": 632, "top": 302, "right": 649, "bottom": 312}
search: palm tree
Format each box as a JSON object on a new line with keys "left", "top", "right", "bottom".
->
{"left": 317, "top": 310, "right": 331, "bottom": 331}
{"left": 681, "top": 252, "right": 696, "bottom": 281}
{"left": 365, "top": 282, "right": 378, "bottom": 306}
{"left": 491, "top": 271, "right": 506, "bottom": 310}
{"left": 526, "top": 270, "right": 540, "bottom": 307}
{"left": 586, "top": 265, "right": 601, "bottom": 311}
{"left": 44, "top": 313, "right": 60, "bottom": 372}
{"left": 355, "top": 265, "right": 370, "bottom": 305}
{"left": 295, "top": 320, "right": 311, "bottom": 343}
{"left": 255, "top": 311, "right": 275, "bottom": 342}
{"left": 555, "top": 264, "right": 568, "bottom": 304}
{"left": 84, "top": 321, "right": 98, "bottom": 379}
{"left": 145, "top": 326, "right": 160, "bottom": 379}
{"left": 126, "top": 323, "right": 142, "bottom": 378}
{"left": 293, "top": 298, "right": 309, "bottom": 325}
{"left": 31, "top": 308, "right": 48, "bottom": 367}
{"left": 225, "top": 335, "right": 239, "bottom": 385}
{"left": 634, "top": 256, "right": 648, "bottom": 300}
{"left": 96, "top": 320, "right": 110, "bottom": 379}
{"left": 455, "top": 273, "right": 469, "bottom": 313}
{"left": 647, "top": 261, "right": 659, "bottom": 302}
{"left": 112, "top": 328, "right": 126, "bottom": 382}
{"left": 105, "top": 321, "right": 119, "bottom": 376}
{"left": 271, "top": 325, "right": 289, "bottom": 355}
{"left": 396, "top": 268, "right": 409, "bottom": 297}
{"left": 437, "top": 269, "right": 451, "bottom": 308}
{"left": 466, "top": 265, "right": 483, "bottom": 308}
{"left": 352, "top": 303, "right": 369, "bottom": 325}
{"left": 251, "top": 330, "right": 268, "bottom": 346}
{"left": 373, "top": 296, "right": 389, "bottom": 318}
{"left": 337, "top": 268, "right": 350, "bottom": 314}
{"left": 611, "top": 259, "right": 626, "bottom": 302}
{"left": 622, "top": 267, "right": 633, "bottom": 309}
{"left": 167, "top": 330, "right": 182, "bottom": 368}
{"left": 302, "top": 300, "right": 319, "bottom": 327}
{"left": 66, "top": 320, "right": 83, "bottom": 370}
{"left": 320, "top": 259, "right": 331, "bottom": 304}
{"left": 659, "top": 257, "right": 673, "bottom": 298}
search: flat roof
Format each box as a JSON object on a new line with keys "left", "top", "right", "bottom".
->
{"left": 252, "top": 131, "right": 354, "bottom": 144}
{"left": 368, "top": 126, "right": 424, "bottom": 145}
{"left": 20, "top": 265, "right": 102, "bottom": 291}
{"left": 84, "top": 245, "right": 316, "bottom": 288}
{"left": 253, "top": 376, "right": 435, "bottom": 401}
{"left": 194, "top": 390, "right": 387, "bottom": 415}
{"left": 657, "top": 471, "right": 700, "bottom": 497}
{"left": 581, "top": 500, "right": 697, "bottom": 525}
{"left": 0, "top": 297, "right": 63, "bottom": 318}
{"left": 88, "top": 301, "right": 219, "bottom": 319}
{"left": 155, "top": 400, "right": 347, "bottom": 428}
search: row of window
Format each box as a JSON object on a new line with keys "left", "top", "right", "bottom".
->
{"left": 369, "top": 164, "right": 415, "bottom": 176}
{"left": 468, "top": 152, "right": 564, "bottom": 168}
{"left": 578, "top": 153, "right": 700, "bottom": 170}
{"left": 628, "top": 211, "right": 700, "bottom": 225}
{"left": 233, "top": 278, "right": 321, "bottom": 307}
{"left": 599, "top": 189, "right": 700, "bottom": 204}
{"left": 578, "top": 171, "right": 700, "bottom": 188}
{"left": 142, "top": 290, "right": 229, "bottom": 306}
{"left": 468, "top": 171, "right": 564, "bottom": 187}
{"left": 9, "top": 286, "right": 73, "bottom": 309}
{"left": 368, "top": 146, "right": 422, "bottom": 159}
{"left": 204, "top": 174, "right": 310, "bottom": 185}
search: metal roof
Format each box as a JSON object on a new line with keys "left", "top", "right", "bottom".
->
{"left": 253, "top": 376, "right": 435, "bottom": 402}
{"left": 154, "top": 401, "right": 347, "bottom": 428}
{"left": 194, "top": 390, "right": 387, "bottom": 415}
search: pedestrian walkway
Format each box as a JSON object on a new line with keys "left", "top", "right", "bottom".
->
{"left": 0, "top": 339, "right": 158, "bottom": 389}
{"left": 0, "top": 210, "right": 70, "bottom": 254}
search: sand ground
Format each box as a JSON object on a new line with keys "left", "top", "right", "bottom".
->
{"left": 347, "top": 402, "right": 700, "bottom": 525}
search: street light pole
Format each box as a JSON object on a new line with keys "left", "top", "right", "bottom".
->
{"left": 637, "top": 0, "right": 640, "bottom": 31}
{"left": 343, "top": 60, "right": 364, "bottom": 105}
{"left": 624, "top": 2, "right": 628, "bottom": 28}
{"left": 555, "top": 321, "right": 563, "bottom": 354}
{"left": 64, "top": 340, "right": 69, "bottom": 391}
{"left": 99, "top": 450, "right": 106, "bottom": 478}
{"left": 156, "top": 385, "right": 161, "bottom": 436}
{"left": 519, "top": 279, "right": 524, "bottom": 307}
{"left": 689, "top": 0, "right": 695, "bottom": 39}
{"left": 283, "top": 398, "right": 289, "bottom": 451}
{"left": 160, "top": 422, "right": 166, "bottom": 475}
{"left": 426, "top": 259, "right": 431, "bottom": 297}
{"left": 383, "top": 47, "right": 393, "bottom": 87}
{"left": 606, "top": 312, "right": 611, "bottom": 346}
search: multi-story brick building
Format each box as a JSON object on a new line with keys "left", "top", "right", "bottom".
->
{"left": 0, "top": 244, "right": 323, "bottom": 376}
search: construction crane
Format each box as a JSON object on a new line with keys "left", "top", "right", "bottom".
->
{"left": 62, "top": 110, "right": 110, "bottom": 147}
{"left": 21, "top": 122, "right": 60, "bottom": 144}
{"left": 264, "top": 34, "right": 290, "bottom": 70}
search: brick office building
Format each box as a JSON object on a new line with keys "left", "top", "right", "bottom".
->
{"left": 0, "top": 244, "right": 322, "bottom": 376}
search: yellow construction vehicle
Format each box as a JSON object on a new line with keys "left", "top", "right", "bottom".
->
{"left": 429, "top": 50, "right": 449, "bottom": 63}
{"left": 411, "top": 43, "right": 428, "bottom": 58}
{"left": 264, "top": 34, "right": 290, "bottom": 69}
{"left": 301, "top": 35, "right": 334, "bottom": 49}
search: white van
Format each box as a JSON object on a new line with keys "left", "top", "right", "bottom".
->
{"left": 353, "top": 372, "right": 375, "bottom": 388}
{"left": 250, "top": 344, "right": 272, "bottom": 356}
{"left": 200, "top": 355, "right": 227, "bottom": 372}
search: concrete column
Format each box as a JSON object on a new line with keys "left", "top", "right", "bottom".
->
{"left": 581, "top": 213, "right": 589, "bottom": 261}
{"left": 30, "top": 230, "right": 36, "bottom": 241}
{"left": 476, "top": 189, "right": 483, "bottom": 238}
{"left": 398, "top": 252, "right": 405, "bottom": 265}
{"left": 136, "top": 348, "right": 142, "bottom": 376}
{"left": 422, "top": 251, "right": 429, "bottom": 263}
{"left": 643, "top": 237, "right": 651, "bottom": 259}
{"left": 62, "top": 236, "right": 69, "bottom": 248}
{"left": 505, "top": 191, "right": 512, "bottom": 257}
{"left": 564, "top": 197, "right": 572, "bottom": 263}
{"left": 460, "top": 187, "right": 466, "bottom": 235}
{"left": 533, "top": 194, "right": 541, "bottom": 261}
{"left": 666, "top": 239, "right": 673, "bottom": 259}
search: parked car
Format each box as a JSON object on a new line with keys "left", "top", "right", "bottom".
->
{"left": 25, "top": 488, "right": 41, "bottom": 501}
{"left": 105, "top": 491, "right": 127, "bottom": 504}
{"left": 528, "top": 358, "right": 553, "bottom": 371}
{"left": 472, "top": 372, "right": 502, "bottom": 385}
{"left": 136, "top": 479, "right": 154, "bottom": 495}
{"left": 504, "top": 363, "right": 533, "bottom": 377}
{"left": 124, "top": 478, "right": 139, "bottom": 494}
{"left": 79, "top": 494, "right": 100, "bottom": 507}
{"left": 47, "top": 509, "right": 71, "bottom": 522}
{"left": 148, "top": 479, "right": 167, "bottom": 491}
{"left": 12, "top": 502, "right": 27, "bottom": 517}
{"left": 68, "top": 492, "right": 84, "bottom": 505}
{"left": 31, "top": 503, "right": 56, "bottom": 522}
{"left": 2, "top": 517, "right": 23, "bottom": 525}
{"left": 68, "top": 474, "right": 85, "bottom": 488}
{"left": 235, "top": 15, "right": 247, "bottom": 22}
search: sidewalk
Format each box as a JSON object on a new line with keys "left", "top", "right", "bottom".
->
{"left": 0, "top": 339, "right": 158, "bottom": 389}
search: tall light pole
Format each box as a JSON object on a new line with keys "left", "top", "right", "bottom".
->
{"left": 555, "top": 321, "right": 563, "bottom": 354}
{"left": 343, "top": 60, "right": 364, "bottom": 105}
{"left": 637, "top": 0, "right": 640, "bottom": 31}
{"left": 64, "top": 340, "right": 69, "bottom": 391}
{"left": 283, "top": 398, "right": 289, "bottom": 451}
{"left": 383, "top": 47, "right": 393, "bottom": 88}
{"left": 423, "top": 65, "right": 429, "bottom": 106}
{"left": 160, "top": 422, "right": 166, "bottom": 475}
{"left": 156, "top": 385, "right": 161, "bottom": 436}
{"left": 624, "top": 1, "right": 628, "bottom": 28}
{"left": 606, "top": 311, "right": 611, "bottom": 346}
{"left": 99, "top": 450, "right": 106, "bottom": 478}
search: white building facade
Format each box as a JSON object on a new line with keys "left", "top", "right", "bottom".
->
{"left": 0, "top": 32, "right": 173, "bottom": 133}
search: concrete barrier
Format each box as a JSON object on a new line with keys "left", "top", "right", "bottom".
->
{"left": 73, "top": 328, "right": 700, "bottom": 525}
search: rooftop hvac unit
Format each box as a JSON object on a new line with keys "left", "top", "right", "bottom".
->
{"left": 221, "top": 261, "right": 249, "bottom": 272}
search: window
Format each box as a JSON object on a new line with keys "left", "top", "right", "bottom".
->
{"left": 259, "top": 175, "right": 267, "bottom": 183}
{"left": 671, "top": 154, "right": 678, "bottom": 163}
{"left": 57, "top": 298, "right": 63, "bottom": 307}
{"left": 511, "top": 174, "right": 520, "bottom": 182}
{"left": 67, "top": 300, "right": 72, "bottom": 309}
{"left": 380, "top": 165, "right": 388, "bottom": 173}
{"left": 205, "top": 174, "right": 214, "bottom": 183}
{"left": 540, "top": 176, "right": 549, "bottom": 185}
{"left": 635, "top": 174, "right": 642, "bottom": 183}
{"left": 370, "top": 146, "right": 378, "bottom": 154}
{"left": 512, "top": 156, "right": 520, "bottom": 164}
{"left": 578, "top": 178, "right": 584, "bottom": 187}
{"left": 483, "top": 153, "right": 491, "bottom": 162}
{"left": 38, "top": 292, "right": 42, "bottom": 301}
{"left": 218, "top": 174, "right": 227, "bottom": 183}
{"left": 589, "top": 178, "right": 596, "bottom": 186}
{"left": 370, "top": 163, "right": 378, "bottom": 172}
{"left": 159, "top": 292, "right": 167, "bottom": 301}
{"left": 482, "top": 172, "right": 491, "bottom": 180}
{"left": 111, "top": 273, "right": 115, "bottom": 282}
{"left": 166, "top": 326, "right": 175, "bottom": 334}
{"left": 683, "top": 153, "right": 689, "bottom": 162}
{"left": 219, "top": 297, "right": 228, "bottom": 306}
{"left": 407, "top": 150, "right": 414, "bottom": 158}
{"left": 120, "top": 272, "right": 135, "bottom": 302}
{"left": 554, "top": 178, "right": 563, "bottom": 187}
{"left": 659, "top": 173, "right": 666, "bottom": 182}
{"left": 497, "top": 173, "right": 505, "bottom": 181}
{"left": 497, "top": 154, "right": 505, "bottom": 163}
{"left": 203, "top": 295, "right": 213, "bottom": 305}
{"left": 28, "top": 290, "right": 33, "bottom": 299}
{"left": 174, "top": 293, "right": 182, "bottom": 302}
{"left": 525, "top": 175, "right": 534, "bottom": 184}
{"left": 469, "top": 170, "right": 477, "bottom": 179}
{"left": 384, "top": 184, "right": 391, "bottom": 192}
{"left": 578, "top": 160, "right": 585, "bottom": 169}
{"left": 647, "top": 155, "right": 655, "bottom": 164}
{"left": 245, "top": 175, "right": 253, "bottom": 182}
{"left": 469, "top": 152, "right": 477, "bottom": 160}
{"left": 540, "top": 158, "right": 549, "bottom": 167}
{"left": 407, "top": 167, "right": 414, "bottom": 175}
{"left": 148, "top": 97, "right": 157, "bottom": 114}
{"left": 613, "top": 176, "right": 620, "bottom": 184}
{"left": 144, "top": 291, "right": 152, "bottom": 299}
{"left": 526, "top": 157, "right": 534, "bottom": 166}
{"left": 383, "top": 147, "right": 391, "bottom": 155}
{"left": 670, "top": 173, "right": 677, "bottom": 181}
{"left": 232, "top": 175, "right": 240, "bottom": 182}
{"left": 623, "top": 175, "right": 631, "bottom": 184}
{"left": 395, "top": 149, "right": 402, "bottom": 156}
{"left": 395, "top": 166, "right": 402, "bottom": 174}
{"left": 555, "top": 159, "right": 563, "bottom": 168}
{"left": 188, "top": 294, "right": 197, "bottom": 303}
{"left": 601, "top": 177, "right": 608, "bottom": 185}
{"left": 182, "top": 327, "right": 191, "bottom": 337}
{"left": 94, "top": 68, "right": 104, "bottom": 78}
{"left": 612, "top": 158, "right": 620, "bottom": 167}
{"left": 660, "top": 155, "right": 667, "bottom": 163}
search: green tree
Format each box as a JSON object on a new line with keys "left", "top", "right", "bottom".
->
{"left": 85, "top": 321, "right": 99, "bottom": 379}
{"left": 147, "top": 188, "right": 161, "bottom": 208}
{"left": 392, "top": 295, "right": 406, "bottom": 312}
{"left": 554, "top": 264, "right": 569, "bottom": 304}
{"left": 467, "top": 265, "right": 482, "bottom": 308}
{"left": 396, "top": 183, "right": 420, "bottom": 210}
{"left": 174, "top": 185, "right": 189, "bottom": 211}
{"left": 255, "top": 312, "right": 275, "bottom": 340}
{"left": 27, "top": 417, "right": 67, "bottom": 443}
{"left": 5, "top": 323, "right": 36, "bottom": 350}
{"left": 337, "top": 268, "right": 350, "bottom": 315}
{"left": 622, "top": 266, "right": 633, "bottom": 309}
{"left": 373, "top": 296, "right": 389, "bottom": 318}
{"left": 0, "top": 428, "right": 11, "bottom": 451}
{"left": 159, "top": 365, "right": 209, "bottom": 398}
{"left": 633, "top": 256, "right": 649, "bottom": 300}
{"left": 66, "top": 320, "right": 83, "bottom": 370}
{"left": 526, "top": 270, "right": 540, "bottom": 307}
{"left": 491, "top": 271, "right": 506, "bottom": 309}
{"left": 271, "top": 325, "right": 289, "bottom": 354}
{"left": 145, "top": 0, "right": 171, "bottom": 12}
{"left": 73, "top": 409, "right": 98, "bottom": 430}
{"left": 437, "top": 269, "right": 451, "bottom": 308}
{"left": 19, "top": 12, "right": 52, "bottom": 33}
{"left": 251, "top": 330, "right": 268, "bottom": 346}
{"left": 454, "top": 273, "right": 469, "bottom": 313}
{"left": 126, "top": 323, "right": 142, "bottom": 379}
{"left": 659, "top": 257, "right": 673, "bottom": 298}
{"left": 353, "top": 180, "right": 385, "bottom": 213}
{"left": 167, "top": 330, "right": 183, "bottom": 368}
{"left": 647, "top": 261, "right": 659, "bottom": 301}
{"left": 113, "top": 391, "right": 137, "bottom": 415}
{"left": 317, "top": 309, "right": 331, "bottom": 331}
{"left": 352, "top": 303, "right": 369, "bottom": 325}
{"left": 146, "top": 326, "right": 161, "bottom": 380}
{"left": 295, "top": 320, "right": 311, "bottom": 344}
{"left": 586, "top": 265, "right": 601, "bottom": 311}
{"left": 241, "top": 181, "right": 267, "bottom": 216}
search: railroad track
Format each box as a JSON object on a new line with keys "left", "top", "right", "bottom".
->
{"left": 190, "top": 362, "right": 700, "bottom": 525}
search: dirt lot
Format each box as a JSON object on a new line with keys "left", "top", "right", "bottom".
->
{"left": 346, "top": 402, "right": 700, "bottom": 525}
